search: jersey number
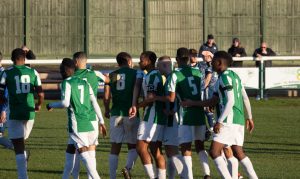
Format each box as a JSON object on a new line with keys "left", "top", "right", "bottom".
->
{"left": 78, "top": 85, "right": 84, "bottom": 104}
{"left": 187, "top": 77, "right": 198, "bottom": 95}
{"left": 116, "top": 74, "right": 125, "bottom": 90}
{"left": 15, "top": 75, "right": 30, "bottom": 94}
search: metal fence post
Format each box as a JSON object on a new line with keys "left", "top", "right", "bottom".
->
{"left": 203, "top": 0, "right": 208, "bottom": 43}
{"left": 143, "top": 0, "right": 149, "bottom": 51}
{"left": 24, "top": 0, "right": 30, "bottom": 46}
{"left": 260, "top": 0, "right": 266, "bottom": 43}
{"left": 259, "top": 59, "right": 264, "bottom": 99}
{"left": 83, "top": 0, "right": 89, "bottom": 57}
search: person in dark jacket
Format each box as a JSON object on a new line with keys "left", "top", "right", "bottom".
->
{"left": 228, "top": 38, "right": 247, "bottom": 67}
{"left": 252, "top": 42, "right": 276, "bottom": 67}
{"left": 199, "top": 34, "right": 218, "bottom": 58}
{"left": 22, "top": 46, "right": 36, "bottom": 60}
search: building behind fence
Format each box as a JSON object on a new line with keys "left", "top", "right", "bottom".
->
{"left": 0, "top": 0, "right": 300, "bottom": 58}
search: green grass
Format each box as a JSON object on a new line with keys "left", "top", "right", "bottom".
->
{"left": 0, "top": 98, "right": 300, "bottom": 179}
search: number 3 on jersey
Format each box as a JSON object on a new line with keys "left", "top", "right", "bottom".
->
{"left": 187, "top": 76, "right": 198, "bottom": 95}
{"left": 116, "top": 74, "right": 125, "bottom": 90}
{"left": 15, "top": 75, "right": 30, "bottom": 94}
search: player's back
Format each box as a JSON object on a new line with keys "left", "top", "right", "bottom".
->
{"left": 1, "top": 65, "right": 41, "bottom": 120}
{"left": 217, "top": 69, "right": 245, "bottom": 125}
{"left": 62, "top": 77, "right": 94, "bottom": 132}
{"left": 73, "top": 69, "right": 105, "bottom": 96}
{"left": 170, "top": 66, "right": 205, "bottom": 125}
{"left": 109, "top": 67, "right": 137, "bottom": 116}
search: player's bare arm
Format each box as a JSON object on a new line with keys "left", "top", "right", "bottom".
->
{"left": 204, "top": 72, "right": 213, "bottom": 89}
{"left": 154, "top": 91, "right": 176, "bottom": 103}
{"left": 241, "top": 85, "right": 255, "bottom": 133}
{"left": 129, "top": 78, "right": 142, "bottom": 118}
{"left": 103, "top": 84, "right": 111, "bottom": 118}
{"left": 137, "top": 92, "right": 156, "bottom": 108}
{"left": 35, "top": 86, "right": 44, "bottom": 112}
{"left": 181, "top": 95, "right": 219, "bottom": 107}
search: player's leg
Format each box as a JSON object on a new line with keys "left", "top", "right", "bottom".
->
{"left": 109, "top": 116, "right": 125, "bottom": 179}
{"left": 63, "top": 144, "right": 76, "bottom": 179}
{"left": 11, "top": 138, "right": 27, "bottom": 179}
{"left": 78, "top": 146, "right": 100, "bottom": 179}
{"left": 180, "top": 142, "right": 193, "bottom": 179}
{"left": 165, "top": 145, "right": 185, "bottom": 179}
{"left": 136, "top": 140, "right": 156, "bottom": 178}
{"left": 209, "top": 141, "right": 232, "bottom": 179}
{"left": 71, "top": 151, "right": 80, "bottom": 179}
{"left": 194, "top": 125, "right": 210, "bottom": 178}
{"left": 231, "top": 145, "right": 258, "bottom": 179}
{"left": 224, "top": 147, "right": 238, "bottom": 179}
{"left": 0, "top": 123, "right": 14, "bottom": 150}
{"left": 149, "top": 141, "right": 166, "bottom": 179}
{"left": 122, "top": 117, "right": 139, "bottom": 177}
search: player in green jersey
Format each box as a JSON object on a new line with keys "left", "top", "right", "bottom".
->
{"left": 104, "top": 52, "right": 142, "bottom": 179}
{"left": 47, "top": 58, "right": 106, "bottom": 179}
{"left": 71, "top": 52, "right": 109, "bottom": 179}
{"left": 135, "top": 51, "right": 167, "bottom": 179}
{"left": 155, "top": 48, "right": 211, "bottom": 179}
{"left": 0, "top": 48, "right": 44, "bottom": 179}
{"left": 181, "top": 51, "right": 258, "bottom": 179}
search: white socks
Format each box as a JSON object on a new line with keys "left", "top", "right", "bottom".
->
{"left": 88, "top": 150, "right": 97, "bottom": 179}
{"left": 72, "top": 152, "right": 80, "bottom": 179}
{"left": 80, "top": 151, "right": 100, "bottom": 179}
{"left": 143, "top": 164, "right": 156, "bottom": 179}
{"left": 109, "top": 154, "right": 119, "bottom": 179}
{"left": 240, "top": 157, "right": 258, "bottom": 179}
{"left": 227, "top": 157, "right": 238, "bottom": 179}
{"left": 62, "top": 153, "right": 75, "bottom": 179}
{"left": 16, "top": 154, "right": 28, "bottom": 179}
{"left": 198, "top": 150, "right": 210, "bottom": 176}
{"left": 183, "top": 156, "right": 193, "bottom": 179}
{"left": 214, "top": 156, "right": 232, "bottom": 179}
{"left": 158, "top": 168, "right": 166, "bottom": 179}
{"left": 125, "top": 149, "right": 138, "bottom": 170}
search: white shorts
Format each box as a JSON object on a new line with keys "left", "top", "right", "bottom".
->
{"left": 178, "top": 125, "right": 206, "bottom": 144}
{"left": 163, "top": 117, "right": 179, "bottom": 146}
{"left": 91, "top": 120, "right": 99, "bottom": 146}
{"left": 68, "top": 131, "right": 96, "bottom": 149}
{"left": 137, "top": 121, "right": 164, "bottom": 142}
{"left": 110, "top": 116, "right": 139, "bottom": 144}
{"left": 213, "top": 124, "right": 244, "bottom": 146}
{"left": 7, "top": 120, "right": 34, "bottom": 140}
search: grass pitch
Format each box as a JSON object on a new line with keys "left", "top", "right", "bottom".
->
{"left": 0, "top": 98, "right": 299, "bottom": 179}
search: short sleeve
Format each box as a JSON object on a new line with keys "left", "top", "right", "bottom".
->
{"left": 61, "top": 80, "right": 71, "bottom": 100}
{"left": 0, "top": 71, "right": 7, "bottom": 91}
{"left": 167, "top": 73, "right": 177, "bottom": 93}
{"left": 94, "top": 71, "right": 106, "bottom": 82}
{"left": 34, "top": 70, "right": 42, "bottom": 87}
{"left": 220, "top": 73, "right": 233, "bottom": 91}
{"left": 136, "top": 70, "right": 144, "bottom": 79}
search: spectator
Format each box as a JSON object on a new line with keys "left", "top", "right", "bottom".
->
{"left": 22, "top": 45, "right": 36, "bottom": 59}
{"left": 228, "top": 38, "right": 247, "bottom": 67}
{"left": 253, "top": 42, "right": 276, "bottom": 67}
{"left": 189, "top": 48, "right": 198, "bottom": 67}
{"left": 198, "top": 34, "right": 218, "bottom": 59}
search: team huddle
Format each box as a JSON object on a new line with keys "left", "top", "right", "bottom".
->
{"left": 0, "top": 47, "right": 258, "bottom": 179}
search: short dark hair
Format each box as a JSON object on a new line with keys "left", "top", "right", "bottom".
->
{"left": 61, "top": 58, "right": 75, "bottom": 71}
{"left": 176, "top": 47, "right": 189, "bottom": 62}
{"left": 116, "top": 52, "right": 132, "bottom": 65}
{"left": 0, "top": 51, "right": 3, "bottom": 61}
{"left": 189, "top": 49, "right": 198, "bottom": 57}
{"left": 141, "top": 51, "right": 157, "bottom": 65}
{"left": 213, "top": 51, "right": 233, "bottom": 66}
{"left": 207, "top": 34, "right": 214, "bottom": 39}
{"left": 73, "top": 51, "right": 87, "bottom": 61}
{"left": 11, "top": 48, "right": 26, "bottom": 62}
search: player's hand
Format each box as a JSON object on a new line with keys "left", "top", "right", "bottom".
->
{"left": 246, "top": 119, "right": 254, "bottom": 133}
{"left": 208, "top": 106, "right": 214, "bottom": 113}
{"left": 180, "top": 99, "right": 193, "bottom": 107}
{"left": 46, "top": 104, "right": 53, "bottom": 111}
{"left": 0, "top": 111, "right": 6, "bottom": 123}
{"left": 35, "top": 103, "right": 42, "bottom": 112}
{"left": 129, "top": 106, "right": 137, "bottom": 119}
{"left": 213, "top": 122, "right": 223, "bottom": 134}
{"left": 104, "top": 110, "right": 110, "bottom": 118}
{"left": 99, "top": 124, "right": 107, "bottom": 137}
{"left": 22, "top": 46, "right": 30, "bottom": 53}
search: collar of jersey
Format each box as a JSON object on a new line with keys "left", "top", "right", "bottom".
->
{"left": 13, "top": 65, "right": 25, "bottom": 68}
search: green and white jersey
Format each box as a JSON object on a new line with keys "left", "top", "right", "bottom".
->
{"left": 164, "top": 75, "right": 179, "bottom": 127}
{"left": 61, "top": 77, "right": 94, "bottom": 133}
{"left": 0, "top": 65, "right": 41, "bottom": 120}
{"left": 109, "top": 67, "right": 142, "bottom": 116}
{"left": 214, "top": 70, "right": 245, "bottom": 125}
{"left": 73, "top": 69, "right": 105, "bottom": 121}
{"left": 142, "top": 69, "right": 166, "bottom": 125}
{"left": 168, "top": 66, "right": 206, "bottom": 126}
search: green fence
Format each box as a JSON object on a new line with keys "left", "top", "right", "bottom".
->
{"left": 0, "top": 0, "right": 300, "bottom": 58}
